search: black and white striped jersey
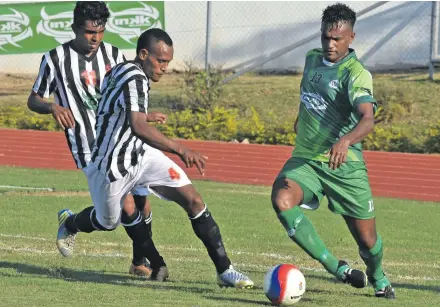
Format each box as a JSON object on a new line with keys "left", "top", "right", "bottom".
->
{"left": 32, "top": 41, "right": 125, "bottom": 169}
{"left": 91, "top": 61, "right": 150, "bottom": 183}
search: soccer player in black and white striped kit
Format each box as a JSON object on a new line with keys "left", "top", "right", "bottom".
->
{"left": 57, "top": 28, "right": 254, "bottom": 288}
{"left": 28, "top": 1, "right": 167, "bottom": 280}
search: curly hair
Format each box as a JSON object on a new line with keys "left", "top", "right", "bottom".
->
{"left": 73, "top": 1, "right": 110, "bottom": 28}
{"left": 322, "top": 3, "right": 356, "bottom": 28}
{"left": 136, "top": 28, "right": 173, "bottom": 55}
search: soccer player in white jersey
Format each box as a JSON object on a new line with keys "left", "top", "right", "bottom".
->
{"left": 28, "top": 1, "right": 168, "bottom": 280}
{"left": 56, "top": 28, "right": 254, "bottom": 289}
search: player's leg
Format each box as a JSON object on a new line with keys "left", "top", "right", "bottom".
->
{"left": 272, "top": 157, "right": 367, "bottom": 288}
{"left": 321, "top": 161, "right": 394, "bottom": 298}
{"left": 124, "top": 190, "right": 168, "bottom": 281}
{"left": 137, "top": 148, "right": 253, "bottom": 288}
{"left": 151, "top": 184, "right": 253, "bottom": 288}
{"left": 342, "top": 216, "right": 394, "bottom": 298}
{"left": 56, "top": 165, "right": 128, "bottom": 257}
{"left": 121, "top": 193, "right": 168, "bottom": 281}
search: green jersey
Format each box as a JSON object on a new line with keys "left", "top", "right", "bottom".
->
{"left": 292, "top": 48, "right": 376, "bottom": 162}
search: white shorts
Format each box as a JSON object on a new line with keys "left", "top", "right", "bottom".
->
{"left": 84, "top": 147, "right": 192, "bottom": 229}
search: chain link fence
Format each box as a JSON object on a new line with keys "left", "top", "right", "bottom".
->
{"left": 0, "top": 1, "right": 435, "bottom": 75}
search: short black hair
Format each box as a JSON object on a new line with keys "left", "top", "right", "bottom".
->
{"left": 322, "top": 3, "right": 356, "bottom": 28}
{"left": 73, "top": 1, "right": 109, "bottom": 28}
{"left": 136, "top": 28, "right": 173, "bottom": 55}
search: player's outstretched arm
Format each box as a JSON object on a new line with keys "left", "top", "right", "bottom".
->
{"left": 130, "top": 110, "right": 207, "bottom": 175}
{"left": 28, "top": 93, "right": 75, "bottom": 129}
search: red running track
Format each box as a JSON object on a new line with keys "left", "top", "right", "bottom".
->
{"left": 1, "top": 128, "right": 440, "bottom": 202}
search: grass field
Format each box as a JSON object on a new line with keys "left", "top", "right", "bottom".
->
{"left": 0, "top": 166, "right": 439, "bottom": 306}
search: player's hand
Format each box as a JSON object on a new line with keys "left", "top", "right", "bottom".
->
{"left": 147, "top": 112, "right": 167, "bottom": 124}
{"left": 177, "top": 145, "right": 208, "bottom": 176}
{"left": 327, "top": 137, "right": 350, "bottom": 170}
{"left": 50, "top": 104, "right": 75, "bottom": 129}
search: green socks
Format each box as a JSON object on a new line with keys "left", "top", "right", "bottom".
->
{"left": 359, "top": 234, "right": 390, "bottom": 290}
{"left": 278, "top": 206, "right": 340, "bottom": 277}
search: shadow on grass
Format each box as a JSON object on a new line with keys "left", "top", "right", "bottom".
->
{"left": 204, "top": 295, "right": 316, "bottom": 305}
{"left": 393, "top": 282, "right": 440, "bottom": 293}
{"left": 0, "top": 261, "right": 214, "bottom": 294}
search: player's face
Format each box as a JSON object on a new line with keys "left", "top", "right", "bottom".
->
{"left": 140, "top": 41, "right": 174, "bottom": 82}
{"left": 72, "top": 20, "right": 105, "bottom": 56}
{"left": 321, "top": 21, "right": 354, "bottom": 63}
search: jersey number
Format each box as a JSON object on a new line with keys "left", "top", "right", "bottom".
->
{"left": 368, "top": 200, "right": 375, "bottom": 212}
{"left": 310, "top": 72, "right": 322, "bottom": 83}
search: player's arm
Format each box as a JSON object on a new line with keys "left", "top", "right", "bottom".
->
{"left": 329, "top": 68, "right": 376, "bottom": 170}
{"left": 28, "top": 94, "right": 75, "bottom": 129}
{"left": 28, "top": 55, "right": 75, "bottom": 129}
{"left": 146, "top": 111, "right": 167, "bottom": 124}
{"left": 340, "top": 103, "right": 374, "bottom": 145}
{"left": 130, "top": 111, "right": 207, "bottom": 175}
{"left": 27, "top": 92, "right": 53, "bottom": 114}
{"left": 125, "top": 76, "right": 206, "bottom": 174}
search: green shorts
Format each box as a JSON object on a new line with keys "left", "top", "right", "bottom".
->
{"left": 276, "top": 157, "right": 375, "bottom": 219}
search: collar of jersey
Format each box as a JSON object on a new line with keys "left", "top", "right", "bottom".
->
{"left": 320, "top": 48, "right": 356, "bottom": 68}
{"left": 68, "top": 40, "right": 102, "bottom": 62}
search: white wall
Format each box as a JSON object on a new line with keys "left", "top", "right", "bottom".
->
{"left": 0, "top": 1, "right": 433, "bottom": 74}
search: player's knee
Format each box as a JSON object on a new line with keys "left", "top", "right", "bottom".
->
{"left": 271, "top": 190, "right": 296, "bottom": 213}
{"left": 186, "top": 192, "right": 205, "bottom": 216}
{"left": 120, "top": 208, "right": 141, "bottom": 226}
{"left": 96, "top": 212, "right": 120, "bottom": 230}
{"left": 133, "top": 194, "right": 148, "bottom": 212}
{"left": 359, "top": 232, "right": 378, "bottom": 250}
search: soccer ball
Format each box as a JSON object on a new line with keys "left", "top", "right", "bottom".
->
{"left": 263, "top": 264, "right": 306, "bottom": 305}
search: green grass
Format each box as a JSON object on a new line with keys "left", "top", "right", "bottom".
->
{"left": 0, "top": 166, "right": 439, "bottom": 306}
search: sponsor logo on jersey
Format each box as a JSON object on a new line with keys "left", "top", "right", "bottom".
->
{"left": 106, "top": 3, "right": 162, "bottom": 45}
{"left": 329, "top": 80, "right": 339, "bottom": 89}
{"left": 0, "top": 9, "right": 32, "bottom": 50}
{"left": 36, "top": 7, "right": 74, "bottom": 44}
{"left": 300, "top": 88, "right": 328, "bottom": 111}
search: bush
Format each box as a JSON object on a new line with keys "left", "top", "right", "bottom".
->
{"left": 0, "top": 106, "right": 60, "bottom": 131}
{"left": 424, "top": 121, "right": 440, "bottom": 153}
{"left": 183, "top": 64, "right": 225, "bottom": 112}
{"left": 158, "top": 105, "right": 297, "bottom": 145}
{"left": 158, "top": 106, "right": 238, "bottom": 141}
{"left": 362, "top": 125, "right": 425, "bottom": 153}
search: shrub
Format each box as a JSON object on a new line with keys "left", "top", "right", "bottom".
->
{"left": 0, "top": 106, "right": 60, "bottom": 131}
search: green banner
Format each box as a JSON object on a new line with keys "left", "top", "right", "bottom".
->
{"left": 0, "top": 1, "right": 164, "bottom": 55}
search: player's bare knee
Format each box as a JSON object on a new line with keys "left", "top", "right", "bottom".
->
{"left": 186, "top": 192, "right": 205, "bottom": 216}
{"left": 359, "top": 232, "right": 378, "bottom": 250}
{"left": 272, "top": 194, "right": 296, "bottom": 212}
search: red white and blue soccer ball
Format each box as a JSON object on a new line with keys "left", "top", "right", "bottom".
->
{"left": 263, "top": 264, "right": 306, "bottom": 305}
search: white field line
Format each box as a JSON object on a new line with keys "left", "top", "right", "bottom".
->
{"left": 1, "top": 233, "right": 439, "bottom": 267}
{"left": 0, "top": 233, "right": 439, "bottom": 282}
{"left": 0, "top": 246, "right": 438, "bottom": 282}
{"left": 0, "top": 185, "right": 54, "bottom": 191}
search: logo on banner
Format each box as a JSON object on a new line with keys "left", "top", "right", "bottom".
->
{"left": 36, "top": 7, "right": 74, "bottom": 44}
{"left": 0, "top": 8, "right": 32, "bottom": 50}
{"left": 106, "top": 2, "right": 163, "bottom": 45}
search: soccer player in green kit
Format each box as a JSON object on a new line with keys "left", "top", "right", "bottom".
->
{"left": 271, "top": 3, "right": 395, "bottom": 299}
